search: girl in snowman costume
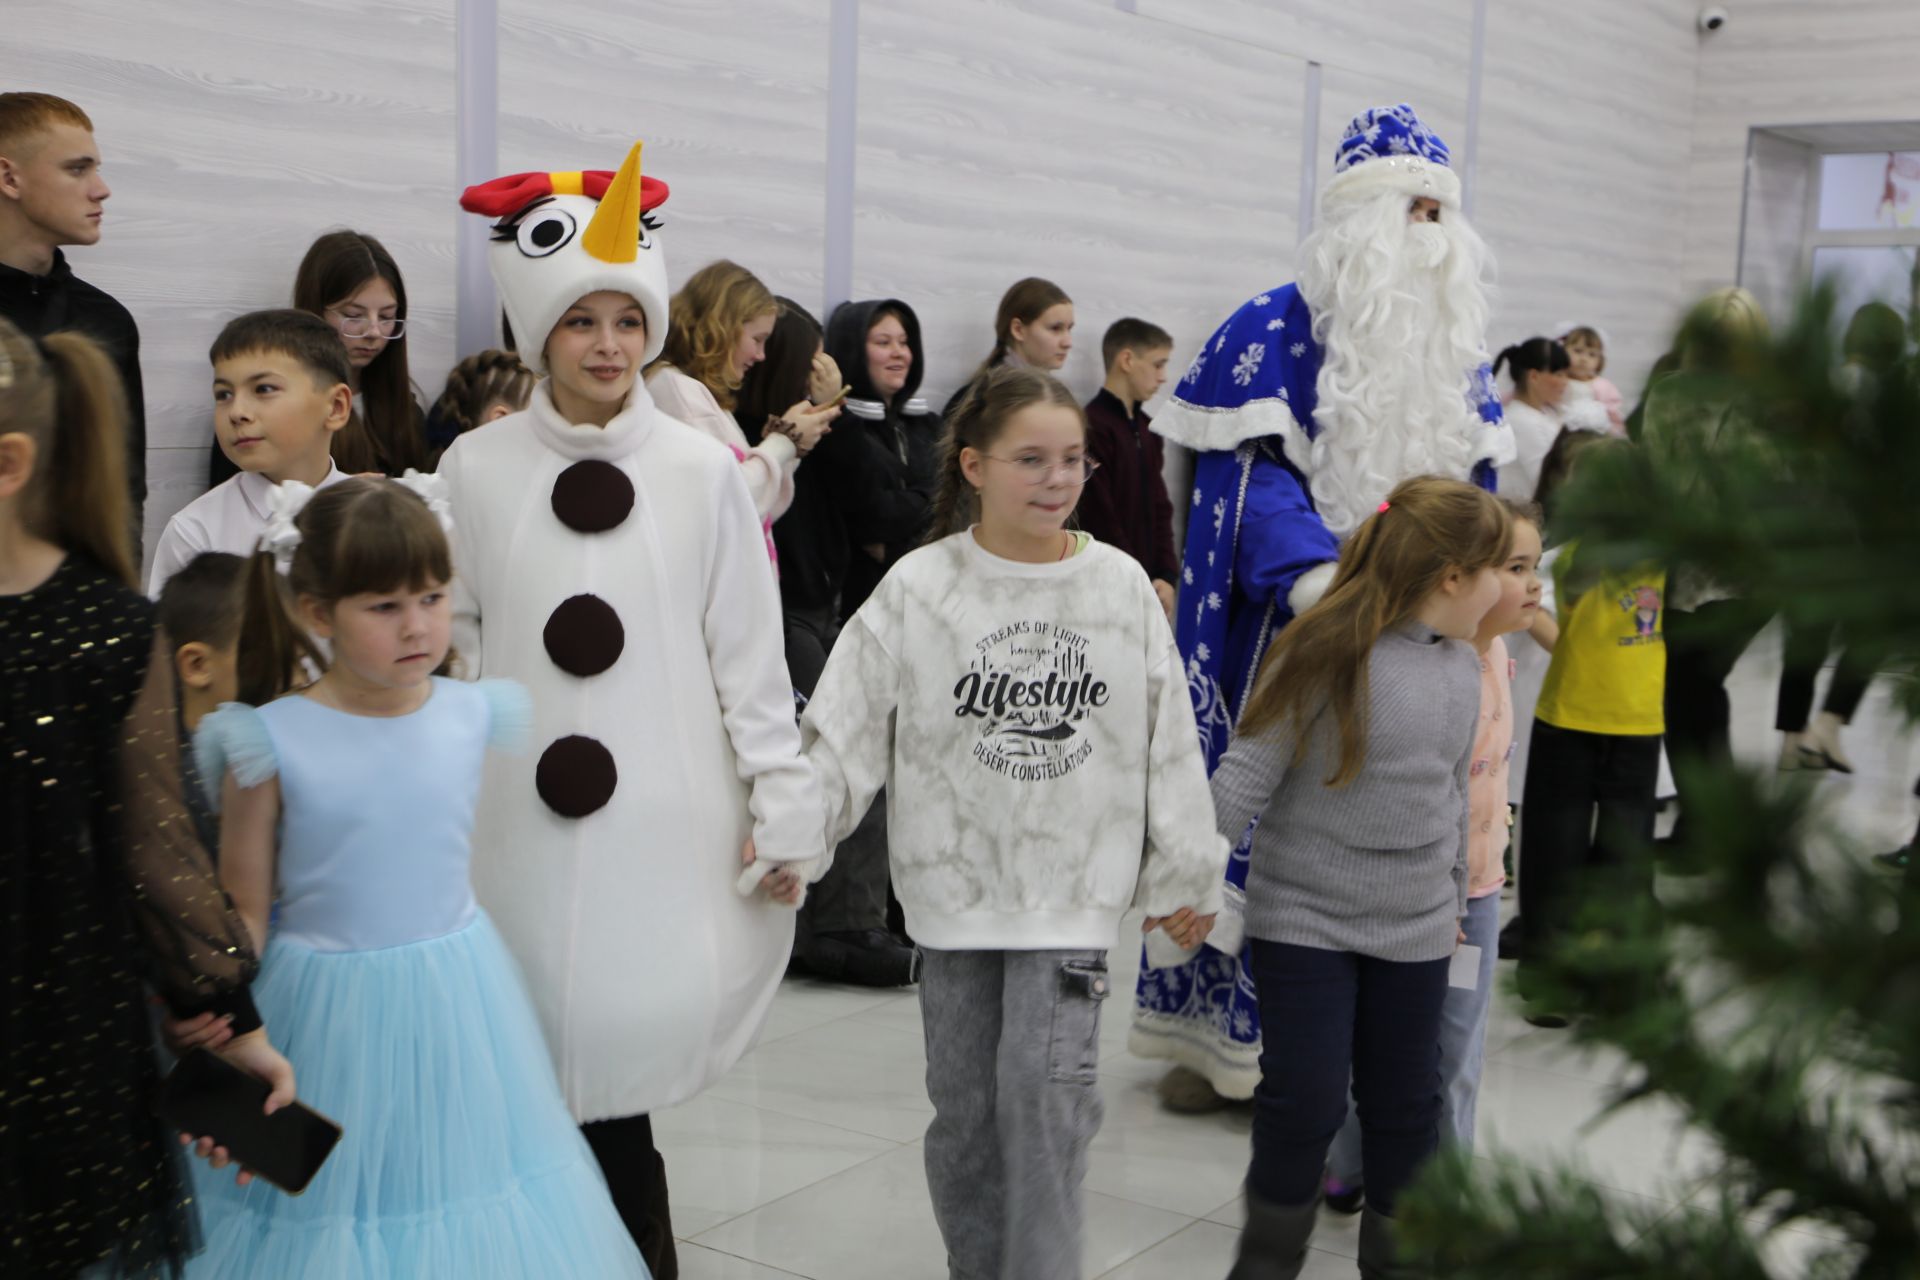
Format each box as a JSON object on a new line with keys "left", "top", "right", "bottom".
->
{"left": 438, "top": 142, "right": 824, "bottom": 1278}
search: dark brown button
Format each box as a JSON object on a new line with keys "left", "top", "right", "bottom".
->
{"left": 535, "top": 735, "right": 617, "bottom": 818}
{"left": 543, "top": 594, "right": 625, "bottom": 676}
{"left": 551, "top": 460, "right": 635, "bottom": 533}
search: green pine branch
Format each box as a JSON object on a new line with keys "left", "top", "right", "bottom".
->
{"left": 1398, "top": 286, "right": 1920, "bottom": 1277}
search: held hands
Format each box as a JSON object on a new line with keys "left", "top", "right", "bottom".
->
{"left": 177, "top": 1029, "right": 296, "bottom": 1187}
{"left": 740, "top": 838, "right": 805, "bottom": 907}
{"left": 1142, "top": 907, "right": 1216, "bottom": 950}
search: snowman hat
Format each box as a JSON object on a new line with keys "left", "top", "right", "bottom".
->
{"left": 460, "top": 142, "right": 672, "bottom": 374}
{"left": 1321, "top": 103, "right": 1462, "bottom": 212}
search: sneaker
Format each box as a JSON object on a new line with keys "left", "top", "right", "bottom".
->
{"left": 1323, "top": 1174, "right": 1365, "bottom": 1215}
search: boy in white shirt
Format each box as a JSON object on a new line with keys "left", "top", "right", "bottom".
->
{"left": 147, "top": 309, "right": 351, "bottom": 595}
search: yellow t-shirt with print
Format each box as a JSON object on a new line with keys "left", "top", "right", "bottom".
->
{"left": 1535, "top": 544, "right": 1666, "bottom": 736}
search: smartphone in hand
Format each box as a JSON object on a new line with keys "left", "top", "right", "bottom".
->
{"left": 158, "top": 1050, "right": 342, "bottom": 1195}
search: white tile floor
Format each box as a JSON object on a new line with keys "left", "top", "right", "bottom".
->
{"left": 664, "top": 629, "right": 1913, "bottom": 1279}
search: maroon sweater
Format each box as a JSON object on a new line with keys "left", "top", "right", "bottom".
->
{"left": 1078, "top": 388, "right": 1179, "bottom": 583}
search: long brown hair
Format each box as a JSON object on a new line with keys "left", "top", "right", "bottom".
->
{"left": 650, "top": 259, "right": 779, "bottom": 409}
{"left": 926, "top": 364, "right": 1084, "bottom": 543}
{"left": 972, "top": 277, "right": 1072, "bottom": 382}
{"left": 1239, "top": 475, "right": 1512, "bottom": 786}
{"left": 0, "top": 318, "right": 135, "bottom": 587}
{"left": 235, "top": 477, "right": 455, "bottom": 705}
{"left": 734, "top": 297, "right": 820, "bottom": 442}
{"left": 293, "top": 230, "right": 425, "bottom": 476}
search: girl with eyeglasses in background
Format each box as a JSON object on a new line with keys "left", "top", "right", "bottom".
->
{"left": 210, "top": 230, "right": 427, "bottom": 484}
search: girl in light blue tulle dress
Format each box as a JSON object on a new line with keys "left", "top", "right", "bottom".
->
{"left": 185, "top": 474, "right": 648, "bottom": 1279}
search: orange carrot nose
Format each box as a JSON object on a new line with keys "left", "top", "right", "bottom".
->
{"left": 581, "top": 142, "right": 644, "bottom": 264}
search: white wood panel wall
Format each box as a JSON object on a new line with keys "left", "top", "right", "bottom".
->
{"left": 14, "top": 0, "right": 1919, "bottom": 572}
{"left": 496, "top": 0, "right": 831, "bottom": 320}
{"left": 1685, "top": 0, "right": 1920, "bottom": 302}
{"left": 852, "top": 0, "right": 1304, "bottom": 411}
{"left": 1, "top": 0, "right": 458, "bottom": 568}
{"left": 1472, "top": 0, "right": 1699, "bottom": 397}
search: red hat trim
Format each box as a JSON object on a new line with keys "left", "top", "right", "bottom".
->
{"left": 460, "top": 170, "right": 670, "bottom": 218}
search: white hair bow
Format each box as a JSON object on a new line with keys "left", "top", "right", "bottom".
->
{"left": 260, "top": 479, "right": 317, "bottom": 575}
{"left": 396, "top": 469, "right": 456, "bottom": 537}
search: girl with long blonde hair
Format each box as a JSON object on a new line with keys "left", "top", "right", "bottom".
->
{"left": 645, "top": 259, "right": 841, "bottom": 567}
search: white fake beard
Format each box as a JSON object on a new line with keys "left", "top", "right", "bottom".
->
{"left": 1295, "top": 196, "right": 1496, "bottom": 537}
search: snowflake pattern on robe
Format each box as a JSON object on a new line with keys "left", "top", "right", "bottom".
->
{"left": 1231, "top": 343, "right": 1266, "bottom": 387}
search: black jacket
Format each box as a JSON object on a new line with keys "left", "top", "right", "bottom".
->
{"left": 820, "top": 299, "right": 943, "bottom": 619}
{"left": 0, "top": 251, "right": 146, "bottom": 529}
{"left": 751, "top": 299, "right": 941, "bottom": 621}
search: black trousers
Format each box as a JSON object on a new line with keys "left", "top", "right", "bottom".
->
{"left": 581, "top": 1114, "right": 677, "bottom": 1279}
{"left": 1517, "top": 722, "right": 1662, "bottom": 994}
{"left": 786, "top": 606, "right": 894, "bottom": 942}
{"left": 1245, "top": 939, "right": 1449, "bottom": 1218}
{"left": 1775, "top": 619, "right": 1876, "bottom": 731}
{"left": 1663, "top": 600, "right": 1772, "bottom": 828}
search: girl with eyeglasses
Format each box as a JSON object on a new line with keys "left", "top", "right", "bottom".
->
{"left": 800, "top": 364, "right": 1227, "bottom": 1279}
{"left": 208, "top": 230, "right": 427, "bottom": 485}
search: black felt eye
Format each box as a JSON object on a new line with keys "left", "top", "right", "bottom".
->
{"left": 516, "top": 209, "right": 577, "bottom": 258}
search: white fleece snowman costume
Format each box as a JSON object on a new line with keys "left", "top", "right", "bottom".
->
{"left": 439, "top": 143, "right": 824, "bottom": 1123}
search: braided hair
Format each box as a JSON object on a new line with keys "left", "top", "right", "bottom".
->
{"left": 427, "top": 348, "right": 535, "bottom": 455}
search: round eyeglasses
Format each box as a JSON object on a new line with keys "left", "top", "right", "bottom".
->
{"left": 981, "top": 454, "right": 1100, "bottom": 486}
{"left": 328, "top": 311, "right": 407, "bottom": 339}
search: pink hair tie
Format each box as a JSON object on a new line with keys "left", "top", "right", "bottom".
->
{"left": 1377, "top": 500, "right": 1392, "bottom": 513}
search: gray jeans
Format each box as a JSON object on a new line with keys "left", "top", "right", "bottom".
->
{"left": 919, "top": 948, "right": 1110, "bottom": 1280}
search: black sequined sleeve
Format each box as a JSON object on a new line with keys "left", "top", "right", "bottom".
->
{"left": 117, "top": 629, "right": 263, "bottom": 1033}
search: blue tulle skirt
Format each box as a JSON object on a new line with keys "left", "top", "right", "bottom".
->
{"left": 185, "top": 913, "right": 649, "bottom": 1279}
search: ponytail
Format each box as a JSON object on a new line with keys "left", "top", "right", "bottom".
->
{"left": 234, "top": 548, "right": 322, "bottom": 706}
{"left": 0, "top": 321, "right": 136, "bottom": 587}
{"left": 40, "top": 333, "right": 136, "bottom": 587}
{"left": 926, "top": 382, "right": 985, "bottom": 542}
{"left": 1493, "top": 336, "right": 1569, "bottom": 401}
{"left": 974, "top": 277, "right": 1071, "bottom": 382}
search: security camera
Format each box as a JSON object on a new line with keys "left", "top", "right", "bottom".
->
{"left": 1698, "top": 6, "right": 1729, "bottom": 32}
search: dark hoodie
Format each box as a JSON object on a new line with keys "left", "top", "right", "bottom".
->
{"left": 779, "top": 298, "right": 940, "bottom": 621}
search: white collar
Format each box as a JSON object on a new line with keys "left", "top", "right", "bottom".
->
{"left": 237, "top": 458, "right": 344, "bottom": 523}
{"left": 528, "top": 379, "right": 663, "bottom": 462}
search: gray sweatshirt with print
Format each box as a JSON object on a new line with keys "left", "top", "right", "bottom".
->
{"left": 1208, "top": 621, "right": 1480, "bottom": 963}
{"left": 801, "top": 532, "right": 1230, "bottom": 952}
